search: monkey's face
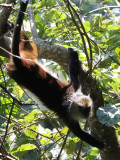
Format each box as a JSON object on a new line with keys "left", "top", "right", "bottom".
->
{"left": 69, "top": 89, "right": 93, "bottom": 121}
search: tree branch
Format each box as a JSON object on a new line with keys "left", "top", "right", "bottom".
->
{"left": 28, "top": 0, "right": 38, "bottom": 38}
{"left": 0, "top": 0, "right": 15, "bottom": 35}
{"left": 0, "top": 101, "right": 15, "bottom": 149}
{"left": 0, "top": 0, "right": 15, "bottom": 58}
{"left": 64, "top": 0, "right": 93, "bottom": 74}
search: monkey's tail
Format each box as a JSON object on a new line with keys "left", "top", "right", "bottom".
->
{"left": 11, "top": 1, "right": 28, "bottom": 65}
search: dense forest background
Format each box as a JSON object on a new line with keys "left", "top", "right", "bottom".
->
{"left": 0, "top": 0, "right": 120, "bottom": 160}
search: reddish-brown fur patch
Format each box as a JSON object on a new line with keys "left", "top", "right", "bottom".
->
{"left": 19, "top": 31, "right": 38, "bottom": 60}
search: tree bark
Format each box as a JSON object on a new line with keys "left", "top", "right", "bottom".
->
{"left": 0, "top": 0, "right": 15, "bottom": 58}
{"left": 0, "top": 0, "right": 15, "bottom": 35}
{"left": 0, "top": 1, "right": 120, "bottom": 159}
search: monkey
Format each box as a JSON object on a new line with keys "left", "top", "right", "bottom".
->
{"left": 6, "top": 1, "right": 104, "bottom": 149}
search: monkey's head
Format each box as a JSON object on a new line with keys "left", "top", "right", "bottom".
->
{"left": 69, "top": 89, "right": 93, "bottom": 121}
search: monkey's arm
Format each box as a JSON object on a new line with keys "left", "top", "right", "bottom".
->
{"left": 68, "top": 48, "right": 80, "bottom": 91}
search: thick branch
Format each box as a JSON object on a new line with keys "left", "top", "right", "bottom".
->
{"left": 33, "top": 38, "right": 69, "bottom": 71}
{"left": 0, "top": 36, "right": 12, "bottom": 58}
{"left": 0, "top": 0, "right": 15, "bottom": 35}
{"left": 28, "top": 0, "right": 38, "bottom": 38}
{"left": 0, "top": 0, "right": 15, "bottom": 58}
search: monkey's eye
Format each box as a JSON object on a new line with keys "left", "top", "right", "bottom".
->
{"left": 79, "top": 106, "right": 91, "bottom": 118}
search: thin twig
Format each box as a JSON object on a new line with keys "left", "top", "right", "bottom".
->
{"left": 109, "top": 56, "right": 120, "bottom": 65}
{"left": 90, "top": 39, "right": 102, "bottom": 71}
{"left": 66, "top": 0, "right": 93, "bottom": 74}
{"left": 57, "top": 130, "right": 70, "bottom": 159}
{"left": 0, "top": 46, "right": 35, "bottom": 62}
{"left": 0, "top": 137, "right": 18, "bottom": 160}
{"left": 0, "top": 100, "right": 15, "bottom": 149}
{"left": 0, "top": 113, "right": 54, "bottom": 141}
{"left": 0, "top": 117, "right": 44, "bottom": 138}
{"left": 63, "top": 0, "right": 90, "bottom": 67}
{"left": 0, "top": 83, "right": 22, "bottom": 105}
{"left": 40, "top": 135, "right": 66, "bottom": 158}
{"left": 43, "top": 112, "right": 63, "bottom": 138}
{"left": 0, "top": 4, "right": 13, "bottom": 7}
{"left": 0, "top": 59, "right": 7, "bottom": 88}
{"left": 84, "top": 6, "right": 120, "bottom": 17}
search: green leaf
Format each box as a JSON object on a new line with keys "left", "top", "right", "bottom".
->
{"left": 107, "top": 25, "right": 120, "bottom": 31}
{"left": 98, "top": 58, "right": 112, "bottom": 68}
{"left": 91, "top": 31, "right": 104, "bottom": 39}
{"left": 85, "top": 148, "right": 99, "bottom": 160}
{"left": 23, "top": 109, "right": 39, "bottom": 125}
{"left": 17, "top": 144, "right": 37, "bottom": 151}
{"left": 13, "top": 85, "right": 24, "bottom": 99}
{"left": 105, "top": 36, "right": 117, "bottom": 45}
{"left": 107, "top": 79, "right": 120, "bottom": 92}
{"left": 36, "top": 0, "right": 56, "bottom": 8}
{"left": 96, "top": 104, "right": 120, "bottom": 126}
{"left": 24, "top": 125, "right": 38, "bottom": 139}
{"left": 115, "top": 47, "right": 120, "bottom": 56}
{"left": 61, "top": 127, "right": 68, "bottom": 135}
{"left": 65, "top": 138, "right": 78, "bottom": 154}
{"left": 83, "top": 22, "right": 90, "bottom": 32}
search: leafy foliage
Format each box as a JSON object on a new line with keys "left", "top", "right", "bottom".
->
{"left": 97, "top": 104, "right": 120, "bottom": 126}
{"left": 0, "top": 0, "right": 120, "bottom": 159}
